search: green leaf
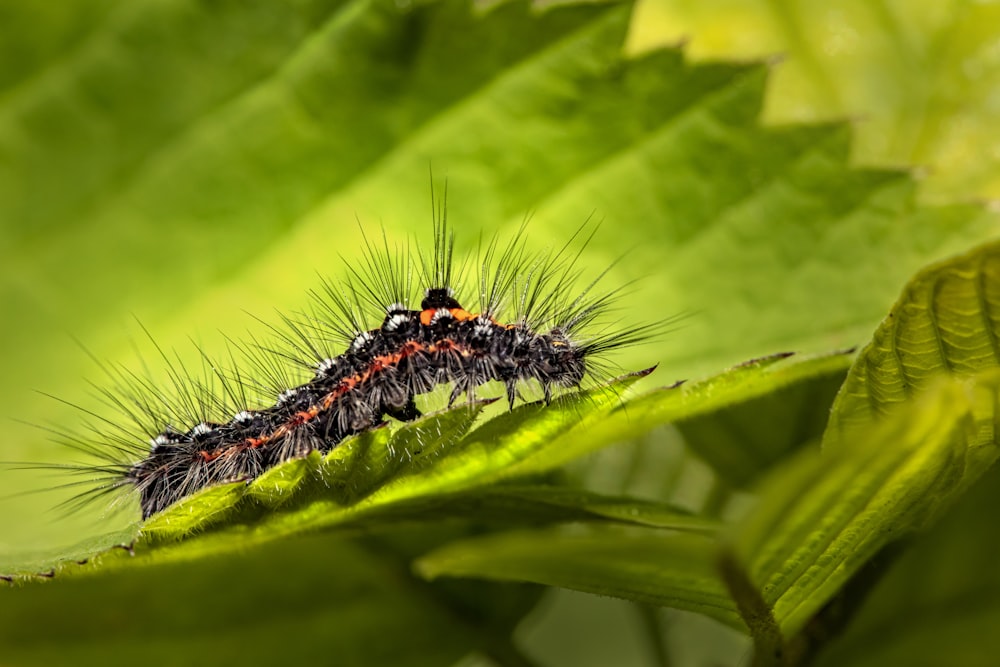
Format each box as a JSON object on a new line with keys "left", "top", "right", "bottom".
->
{"left": 0, "top": 352, "right": 844, "bottom": 582}
{"left": 1, "top": 370, "right": 649, "bottom": 572}
{"left": 0, "top": 530, "right": 535, "bottom": 667}
{"left": 827, "top": 239, "right": 1000, "bottom": 443}
{"left": 553, "top": 351, "right": 852, "bottom": 484}
{"left": 417, "top": 528, "right": 745, "bottom": 631}
{"left": 727, "top": 241, "right": 1000, "bottom": 639}
{"left": 0, "top": 343, "right": 863, "bottom": 667}
{"left": 812, "top": 461, "right": 1000, "bottom": 667}
{"left": 675, "top": 351, "right": 850, "bottom": 487}
{"left": 246, "top": 450, "right": 323, "bottom": 508}
{"left": 415, "top": 375, "right": 998, "bottom": 642}
{"left": 628, "top": 0, "right": 1000, "bottom": 204}
{"left": 3, "top": 0, "right": 996, "bottom": 556}
{"left": 732, "top": 370, "right": 1000, "bottom": 638}
{"left": 358, "top": 484, "right": 720, "bottom": 533}
{"left": 400, "top": 355, "right": 849, "bottom": 614}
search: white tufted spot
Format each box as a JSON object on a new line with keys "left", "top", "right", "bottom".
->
{"left": 384, "top": 313, "right": 410, "bottom": 331}
{"left": 316, "top": 358, "right": 338, "bottom": 375}
{"left": 430, "top": 308, "right": 453, "bottom": 325}
{"left": 149, "top": 434, "right": 175, "bottom": 447}
{"left": 233, "top": 411, "right": 254, "bottom": 424}
{"left": 191, "top": 423, "right": 213, "bottom": 437}
{"left": 351, "top": 331, "right": 374, "bottom": 351}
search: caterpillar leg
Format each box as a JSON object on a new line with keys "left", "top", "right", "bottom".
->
{"left": 505, "top": 381, "right": 518, "bottom": 411}
{"left": 387, "top": 398, "right": 421, "bottom": 422}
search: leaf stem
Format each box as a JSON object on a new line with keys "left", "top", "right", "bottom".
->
{"left": 717, "top": 547, "right": 785, "bottom": 667}
{"left": 633, "top": 603, "right": 673, "bottom": 667}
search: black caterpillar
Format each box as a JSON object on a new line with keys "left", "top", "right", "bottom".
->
{"left": 49, "top": 212, "right": 650, "bottom": 519}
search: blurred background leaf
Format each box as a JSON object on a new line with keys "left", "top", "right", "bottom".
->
{"left": 629, "top": 0, "right": 1000, "bottom": 204}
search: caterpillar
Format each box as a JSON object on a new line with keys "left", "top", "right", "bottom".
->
{"left": 45, "top": 205, "right": 651, "bottom": 521}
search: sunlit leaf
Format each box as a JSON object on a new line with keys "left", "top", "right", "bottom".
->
{"left": 732, "top": 371, "right": 1000, "bottom": 636}
{"left": 812, "top": 463, "right": 1000, "bottom": 667}
{"left": 628, "top": 0, "right": 1000, "bottom": 204}
{"left": 827, "top": 240, "right": 1000, "bottom": 443}
{"left": 417, "top": 528, "right": 743, "bottom": 630}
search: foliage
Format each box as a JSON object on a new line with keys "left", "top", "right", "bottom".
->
{"left": 1, "top": 0, "right": 998, "bottom": 665}
{"left": 630, "top": 0, "right": 1000, "bottom": 204}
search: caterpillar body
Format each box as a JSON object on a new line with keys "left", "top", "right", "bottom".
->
{"left": 49, "top": 211, "right": 650, "bottom": 520}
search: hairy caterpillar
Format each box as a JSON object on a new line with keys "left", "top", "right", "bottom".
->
{"left": 44, "top": 204, "right": 651, "bottom": 520}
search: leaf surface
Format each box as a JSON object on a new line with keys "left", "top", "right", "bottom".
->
{"left": 417, "top": 528, "right": 744, "bottom": 630}
{"left": 734, "top": 372, "right": 1000, "bottom": 636}
{"left": 629, "top": 0, "right": 1000, "bottom": 203}
{"left": 828, "top": 240, "right": 1000, "bottom": 442}
{"left": 812, "top": 462, "right": 1000, "bottom": 667}
{"left": 735, "top": 242, "right": 1000, "bottom": 638}
{"left": 2, "top": 0, "right": 995, "bottom": 552}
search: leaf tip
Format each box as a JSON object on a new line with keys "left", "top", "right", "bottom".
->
{"left": 733, "top": 351, "right": 796, "bottom": 370}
